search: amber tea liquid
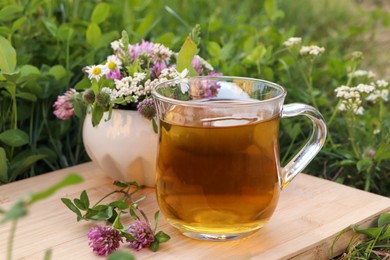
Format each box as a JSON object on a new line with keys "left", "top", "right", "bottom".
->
{"left": 156, "top": 111, "right": 281, "bottom": 237}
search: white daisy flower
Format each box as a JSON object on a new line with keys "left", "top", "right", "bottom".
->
{"left": 85, "top": 65, "right": 109, "bottom": 81}
{"left": 106, "top": 55, "right": 122, "bottom": 71}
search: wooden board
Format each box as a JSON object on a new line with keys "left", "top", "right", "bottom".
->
{"left": 1, "top": 162, "right": 389, "bottom": 259}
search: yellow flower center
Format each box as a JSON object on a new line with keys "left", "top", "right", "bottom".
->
{"left": 92, "top": 67, "right": 101, "bottom": 75}
{"left": 107, "top": 61, "right": 116, "bottom": 70}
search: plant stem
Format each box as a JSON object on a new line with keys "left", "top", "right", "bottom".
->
{"left": 92, "top": 190, "right": 119, "bottom": 207}
{"left": 7, "top": 220, "right": 18, "bottom": 260}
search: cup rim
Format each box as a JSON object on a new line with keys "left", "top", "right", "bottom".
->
{"left": 152, "top": 76, "right": 287, "bottom": 108}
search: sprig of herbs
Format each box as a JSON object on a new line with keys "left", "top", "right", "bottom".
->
{"left": 61, "top": 180, "right": 170, "bottom": 256}
{"left": 0, "top": 173, "right": 83, "bottom": 260}
{"left": 331, "top": 213, "right": 390, "bottom": 259}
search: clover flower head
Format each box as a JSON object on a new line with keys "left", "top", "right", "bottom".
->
{"left": 300, "top": 45, "right": 325, "bottom": 57}
{"left": 137, "top": 98, "right": 156, "bottom": 120}
{"left": 82, "top": 88, "right": 95, "bottom": 105}
{"left": 127, "top": 220, "right": 155, "bottom": 251}
{"left": 192, "top": 55, "right": 214, "bottom": 75}
{"left": 85, "top": 65, "right": 109, "bottom": 82}
{"left": 107, "top": 68, "right": 123, "bottom": 80}
{"left": 53, "top": 88, "right": 77, "bottom": 120}
{"left": 87, "top": 225, "right": 122, "bottom": 256}
{"left": 283, "top": 37, "right": 302, "bottom": 48}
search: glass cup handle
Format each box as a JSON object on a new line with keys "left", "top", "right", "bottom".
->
{"left": 280, "top": 103, "right": 327, "bottom": 189}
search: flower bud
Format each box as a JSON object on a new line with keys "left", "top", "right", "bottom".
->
{"left": 137, "top": 98, "right": 156, "bottom": 120}
{"left": 95, "top": 91, "right": 111, "bottom": 108}
{"left": 83, "top": 88, "right": 95, "bottom": 105}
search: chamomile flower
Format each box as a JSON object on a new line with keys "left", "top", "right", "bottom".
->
{"left": 106, "top": 55, "right": 122, "bottom": 71}
{"left": 85, "top": 65, "right": 109, "bottom": 82}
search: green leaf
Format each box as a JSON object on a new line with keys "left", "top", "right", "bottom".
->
{"left": 41, "top": 17, "right": 58, "bottom": 37}
{"left": 61, "top": 198, "right": 83, "bottom": 220}
{"left": 152, "top": 117, "right": 158, "bottom": 134}
{"left": 0, "top": 147, "right": 8, "bottom": 183}
{"left": 113, "top": 180, "right": 139, "bottom": 188}
{"left": 29, "top": 174, "right": 83, "bottom": 204}
{"left": 207, "top": 41, "right": 221, "bottom": 58}
{"left": 11, "top": 16, "right": 27, "bottom": 32}
{"left": 113, "top": 214, "right": 124, "bottom": 229}
{"left": 85, "top": 207, "right": 113, "bottom": 220}
{"left": 379, "top": 227, "right": 390, "bottom": 240}
{"left": 0, "top": 129, "right": 29, "bottom": 147}
{"left": 92, "top": 205, "right": 108, "bottom": 211}
{"left": 0, "top": 200, "right": 26, "bottom": 224}
{"left": 378, "top": 213, "right": 390, "bottom": 228}
{"left": 243, "top": 44, "right": 266, "bottom": 66}
{"left": 86, "top": 23, "right": 102, "bottom": 47}
{"left": 73, "top": 198, "right": 86, "bottom": 210}
{"left": 176, "top": 36, "right": 198, "bottom": 76}
{"left": 91, "top": 3, "right": 111, "bottom": 24}
{"left": 354, "top": 226, "right": 383, "bottom": 239}
{"left": 155, "top": 231, "right": 171, "bottom": 243}
{"left": 16, "top": 92, "right": 37, "bottom": 102}
{"left": 121, "top": 231, "right": 135, "bottom": 241}
{"left": 92, "top": 105, "right": 104, "bottom": 127}
{"left": 0, "top": 36, "right": 17, "bottom": 73}
{"left": 44, "top": 248, "right": 53, "bottom": 260}
{"left": 48, "top": 65, "right": 66, "bottom": 80}
{"left": 74, "top": 77, "right": 91, "bottom": 91}
{"left": 109, "top": 201, "right": 129, "bottom": 210}
{"left": 9, "top": 154, "right": 47, "bottom": 181}
{"left": 107, "top": 251, "right": 135, "bottom": 260}
{"left": 150, "top": 241, "right": 159, "bottom": 252}
{"left": 57, "top": 24, "right": 74, "bottom": 42}
{"left": 19, "top": 65, "right": 41, "bottom": 80}
{"left": 265, "top": 0, "right": 276, "bottom": 18}
{"left": 129, "top": 208, "right": 139, "bottom": 220}
{"left": 375, "top": 144, "right": 390, "bottom": 162}
{"left": 80, "top": 190, "right": 90, "bottom": 209}
{"left": 0, "top": 5, "right": 23, "bottom": 22}
{"left": 136, "top": 13, "right": 157, "bottom": 38}
{"left": 356, "top": 158, "right": 373, "bottom": 172}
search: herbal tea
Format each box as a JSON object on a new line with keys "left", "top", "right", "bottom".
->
{"left": 156, "top": 113, "right": 281, "bottom": 236}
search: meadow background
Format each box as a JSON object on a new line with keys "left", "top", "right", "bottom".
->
{"left": 0, "top": 0, "right": 389, "bottom": 196}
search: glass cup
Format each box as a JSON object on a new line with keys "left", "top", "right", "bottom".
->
{"left": 152, "top": 76, "right": 327, "bottom": 241}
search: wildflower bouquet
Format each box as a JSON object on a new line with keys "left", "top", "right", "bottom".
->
{"left": 53, "top": 26, "right": 216, "bottom": 127}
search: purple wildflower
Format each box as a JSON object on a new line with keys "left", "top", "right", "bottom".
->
{"left": 87, "top": 225, "right": 122, "bottom": 256}
{"left": 53, "top": 88, "right": 77, "bottom": 120}
{"left": 207, "top": 71, "right": 223, "bottom": 77}
{"left": 137, "top": 98, "right": 156, "bottom": 120}
{"left": 192, "top": 56, "right": 203, "bottom": 75}
{"left": 127, "top": 220, "right": 155, "bottom": 251}
{"left": 129, "top": 40, "right": 155, "bottom": 61}
{"left": 106, "top": 68, "right": 123, "bottom": 80}
{"left": 152, "top": 60, "right": 167, "bottom": 79}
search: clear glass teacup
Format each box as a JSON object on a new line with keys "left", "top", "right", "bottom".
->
{"left": 152, "top": 76, "right": 327, "bottom": 241}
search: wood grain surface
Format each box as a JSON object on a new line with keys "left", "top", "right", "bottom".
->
{"left": 1, "top": 162, "right": 389, "bottom": 260}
